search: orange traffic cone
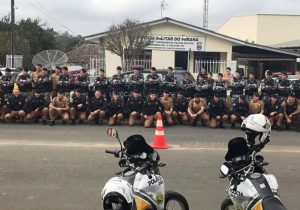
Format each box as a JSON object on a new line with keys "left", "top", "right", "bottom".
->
{"left": 152, "top": 114, "right": 168, "bottom": 149}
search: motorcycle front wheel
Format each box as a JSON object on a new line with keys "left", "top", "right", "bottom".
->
{"left": 221, "top": 198, "right": 236, "bottom": 210}
{"left": 164, "top": 191, "right": 189, "bottom": 210}
{"left": 103, "top": 193, "right": 131, "bottom": 210}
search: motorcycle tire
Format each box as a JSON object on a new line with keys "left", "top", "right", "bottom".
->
{"left": 164, "top": 190, "right": 189, "bottom": 210}
{"left": 221, "top": 197, "right": 236, "bottom": 210}
{"left": 103, "top": 193, "right": 131, "bottom": 210}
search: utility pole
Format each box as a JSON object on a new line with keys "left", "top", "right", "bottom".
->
{"left": 203, "top": 0, "right": 208, "bottom": 29}
{"left": 160, "top": 0, "right": 167, "bottom": 19}
{"left": 11, "top": 0, "right": 16, "bottom": 68}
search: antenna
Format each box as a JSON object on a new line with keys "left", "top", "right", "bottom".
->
{"left": 160, "top": 0, "right": 168, "bottom": 19}
{"left": 203, "top": 0, "right": 209, "bottom": 29}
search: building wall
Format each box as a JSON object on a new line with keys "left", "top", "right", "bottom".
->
{"left": 152, "top": 50, "right": 174, "bottom": 69}
{"left": 218, "top": 15, "right": 300, "bottom": 46}
{"left": 105, "top": 51, "right": 122, "bottom": 77}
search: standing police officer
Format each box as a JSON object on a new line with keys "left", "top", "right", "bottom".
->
{"left": 57, "top": 66, "right": 71, "bottom": 95}
{"left": 195, "top": 74, "right": 209, "bottom": 99}
{"left": 277, "top": 72, "right": 292, "bottom": 100}
{"left": 34, "top": 68, "right": 51, "bottom": 102}
{"left": 213, "top": 73, "right": 227, "bottom": 99}
{"left": 16, "top": 67, "right": 32, "bottom": 97}
{"left": 75, "top": 68, "right": 90, "bottom": 95}
{"left": 162, "top": 67, "right": 177, "bottom": 94}
{"left": 245, "top": 72, "right": 260, "bottom": 99}
{"left": 180, "top": 72, "right": 195, "bottom": 99}
{"left": 70, "top": 88, "right": 88, "bottom": 125}
{"left": 128, "top": 67, "right": 144, "bottom": 94}
{"left": 0, "top": 68, "right": 14, "bottom": 100}
{"left": 261, "top": 70, "right": 277, "bottom": 102}
{"left": 94, "top": 69, "right": 110, "bottom": 99}
{"left": 110, "top": 66, "right": 125, "bottom": 94}
{"left": 230, "top": 70, "right": 246, "bottom": 101}
{"left": 293, "top": 74, "right": 300, "bottom": 104}
{"left": 145, "top": 67, "right": 161, "bottom": 95}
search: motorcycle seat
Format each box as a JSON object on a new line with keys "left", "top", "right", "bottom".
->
{"left": 262, "top": 197, "right": 287, "bottom": 210}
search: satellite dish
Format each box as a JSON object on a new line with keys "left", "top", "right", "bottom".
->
{"left": 32, "top": 50, "right": 68, "bottom": 69}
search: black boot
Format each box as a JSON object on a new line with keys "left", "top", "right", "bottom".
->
{"left": 42, "top": 120, "right": 47, "bottom": 125}
{"left": 71, "top": 119, "right": 75, "bottom": 125}
{"left": 49, "top": 121, "right": 55, "bottom": 126}
{"left": 218, "top": 122, "right": 225, "bottom": 128}
{"left": 231, "top": 123, "right": 235, "bottom": 129}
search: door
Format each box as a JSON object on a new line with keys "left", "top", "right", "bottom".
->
{"left": 175, "top": 51, "right": 188, "bottom": 70}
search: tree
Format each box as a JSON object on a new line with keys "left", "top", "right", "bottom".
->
{"left": 55, "top": 32, "right": 84, "bottom": 52}
{"left": 104, "top": 18, "right": 152, "bottom": 70}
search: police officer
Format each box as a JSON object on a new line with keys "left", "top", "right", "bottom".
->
{"left": 143, "top": 92, "right": 165, "bottom": 128}
{"left": 51, "top": 66, "right": 62, "bottom": 99}
{"left": 128, "top": 67, "right": 144, "bottom": 94}
{"left": 162, "top": 67, "right": 177, "bottom": 94}
{"left": 110, "top": 66, "right": 125, "bottom": 94}
{"left": 230, "top": 70, "right": 246, "bottom": 101}
{"left": 264, "top": 94, "right": 284, "bottom": 130}
{"left": 277, "top": 72, "right": 292, "bottom": 99}
{"left": 48, "top": 90, "right": 70, "bottom": 126}
{"left": 245, "top": 72, "right": 260, "bottom": 99}
{"left": 87, "top": 90, "right": 107, "bottom": 124}
{"left": 24, "top": 89, "right": 49, "bottom": 124}
{"left": 198, "top": 66, "right": 208, "bottom": 79}
{"left": 75, "top": 69, "right": 90, "bottom": 94}
{"left": 195, "top": 74, "right": 209, "bottom": 99}
{"left": 188, "top": 92, "right": 209, "bottom": 126}
{"left": 249, "top": 92, "right": 264, "bottom": 114}
{"left": 230, "top": 95, "right": 250, "bottom": 128}
{"left": 16, "top": 67, "right": 32, "bottom": 96}
{"left": 145, "top": 67, "right": 161, "bottom": 95}
{"left": 160, "top": 90, "right": 174, "bottom": 125}
{"left": 283, "top": 93, "right": 300, "bottom": 130}
{"left": 179, "top": 72, "right": 195, "bottom": 99}
{"left": 107, "top": 92, "right": 124, "bottom": 125}
{"left": 3, "top": 87, "right": 26, "bottom": 123}
{"left": 206, "top": 72, "right": 214, "bottom": 100}
{"left": 172, "top": 91, "right": 189, "bottom": 124}
{"left": 57, "top": 66, "right": 71, "bottom": 95}
{"left": 70, "top": 88, "right": 88, "bottom": 125}
{"left": 94, "top": 69, "right": 110, "bottom": 98}
{"left": 261, "top": 70, "right": 277, "bottom": 101}
{"left": 213, "top": 73, "right": 227, "bottom": 99}
{"left": 0, "top": 68, "right": 14, "bottom": 100}
{"left": 207, "top": 94, "right": 228, "bottom": 128}
{"left": 34, "top": 68, "right": 51, "bottom": 102}
{"left": 293, "top": 73, "right": 300, "bottom": 104}
{"left": 125, "top": 90, "right": 144, "bottom": 126}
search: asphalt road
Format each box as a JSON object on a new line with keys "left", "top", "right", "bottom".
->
{"left": 0, "top": 124, "right": 299, "bottom": 210}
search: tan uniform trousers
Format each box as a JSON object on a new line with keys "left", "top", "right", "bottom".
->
{"left": 70, "top": 107, "right": 86, "bottom": 121}
{"left": 108, "top": 114, "right": 123, "bottom": 126}
{"left": 144, "top": 112, "right": 161, "bottom": 128}
{"left": 188, "top": 112, "right": 210, "bottom": 125}
{"left": 26, "top": 108, "right": 49, "bottom": 121}
{"left": 49, "top": 108, "right": 69, "bottom": 122}
{"left": 5, "top": 110, "right": 26, "bottom": 122}
{"left": 128, "top": 112, "right": 143, "bottom": 126}
{"left": 269, "top": 113, "right": 284, "bottom": 126}
{"left": 163, "top": 111, "right": 173, "bottom": 125}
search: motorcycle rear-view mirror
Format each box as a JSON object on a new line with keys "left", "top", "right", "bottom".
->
{"left": 220, "top": 164, "right": 230, "bottom": 176}
{"left": 107, "top": 128, "right": 118, "bottom": 138}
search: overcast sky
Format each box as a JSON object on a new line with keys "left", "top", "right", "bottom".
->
{"left": 1, "top": 0, "right": 300, "bottom": 36}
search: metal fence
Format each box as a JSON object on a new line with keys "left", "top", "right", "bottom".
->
{"left": 194, "top": 60, "right": 237, "bottom": 74}
{"left": 124, "top": 59, "right": 152, "bottom": 71}
{"left": 6, "top": 55, "right": 23, "bottom": 68}
{"left": 89, "top": 57, "right": 105, "bottom": 76}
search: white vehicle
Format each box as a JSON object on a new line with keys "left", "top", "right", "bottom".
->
{"left": 220, "top": 137, "right": 287, "bottom": 210}
{"left": 102, "top": 128, "right": 189, "bottom": 210}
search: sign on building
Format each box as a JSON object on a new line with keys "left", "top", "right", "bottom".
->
{"left": 146, "top": 35, "right": 205, "bottom": 51}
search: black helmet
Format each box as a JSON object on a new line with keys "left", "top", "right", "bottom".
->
{"left": 225, "top": 137, "right": 249, "bottom": 161}
{"left": 124, "top": 134, "right": 153, "bottom": 155}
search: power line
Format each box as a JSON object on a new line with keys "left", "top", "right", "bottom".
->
{"left": 27, "top": 0, "right": 77, "bottom": 35}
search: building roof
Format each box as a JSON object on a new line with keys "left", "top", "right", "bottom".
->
{"left": 84, "top": 17, "right": 300, "bottom": 57}
{"left": 272, "top": 39, "right": 300, "bottom": 48}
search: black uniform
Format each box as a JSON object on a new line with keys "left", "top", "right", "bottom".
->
{"left": 108, "top": 98, "right": 124, "bottom": 117}
{"left": 173, "top": 97, "right": 189, "bottom": 112}
{"left": 261, "top": 78, "right": 277, "bottom": 97}
{"left": 293, "top": 80, "right": 300, "bottom": 99}
{"left": 35, "top": 75, "right": 51, "bottom": 93}
{"left": 208, "top": 99, "right": 227, "bottom": 118}
{"left": 195, "top": 80, "right": 209, "bottom": 98}
{"left": 213, "top": 80, "right": 227, "bottom": 98}
{"left": 16, "top": 74, "right": 32, "bottom": 92}
{"left": 206, "top": 78, "right": 214, "bottom": 100}
{"left": 94, "top": 76, "right": 109, "bottom": 94}
{"left": 232, "top": 101, "right": 250, "bottom": 118}
{"left": 128, "top": 74, "right": 144, "bottom": 93}
{"left": 71, "top": 94, "right": 88, "bottom": 112}
{"left": 75, "top": 75, "right": 90, "bottom": 93}
{"left": 57, "top": 74, "right": 71, "bottom": 93}
{"left": 285, "top": 101, "right": 298, "bottom": 115}
{"left": 24, "top": 95, "right": 49, "bottom": 113}
{"left": 245, "top": 79, "right": 260, "bottom": 97}
{"left": 143, "top": 99, "right": 165, "bottom": 116}
{"left": 125, "top": 96, "right": 144, "bottom": 116}
{"left": 162, "top": 74, "right": 177, "bottom": 93}
{"left": 277, "top": 79, "right": 291, "bottom": 98}
{"left": 145, "top": 74, "right": 160, "bottom": 94}
{"left": 179, "top": 79, "right": 195, "bottom": 98}
{"left": 0, "top": 75, "right": 14, "bottom": 95}
{"left": 87, "top": 96, "right": 107, "bottom": 113}
{"left": 110, "top": 74, "right": 125, "bottom": 93}
{"left": 231, "top": 77, "right": 245, "bottom": 96}
{"left": 6, "top": 95, "right": 26, "bottom": 112}
{"left": 264, "top": 101, "right": 283, "bottom": 116}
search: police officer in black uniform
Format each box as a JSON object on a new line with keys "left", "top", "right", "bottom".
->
{"left": 195, "top": 74, "right": 209, "bottom": 98}
{"left": 264, "top": 94, "right": 284, "bottom": 130}
{"left": 75, "top": 69, "right": 90, "bottom": 96}
{"left": 57, "top": 66, "right": 71, "bottom": 95}
{"left": 277, "top": 72, "right": 292, "bottom": 100}
{"left": 179, "top": 72, "right": 195, "bottom": 99}
{"left": 261, "top": 70, "right": 277, "bottom": 102}
{"left": 206, "top": 72, "right": 214, "bottom": 101}
{"left": 33, "top": 68, "right": 51, "bottom": 102}
{"left": 16, "top": 67, "right": 32, "bottom": 96}
{"left": 107, "top": 91, "right": 124, "bottom": 125}
{"left": 128, "top": 67, "right": 144, "bottom": 95}
{"left": 94, "top": 69, "right": 110, "bottom": 99}
{"left": 172, "top": 91, "right": 189, "bottom": 124}
{"left": 230, "top": 95, "right": 250, "bottom": 128}
{"left": 145, "top": 67, "right": 161, "bottom": 95}
{"left": 162, "top": 67, "right": 177, "bottom": 94}
{"left": 293, "top": 74, "right": 300, "bottom": 103}
{"left": 3, "top": 88, "right": 26, "bottom": 123}
{"left": 143, "top": 91, "right": 165, "bottom": 128}
{"left": 245, "top": 72, "right": 260, "bottom": 99}
{"left": 125, "top": 90, "right": 144, "bottom": 126}
{"left": 70, "top": 88, "right": 88, "bottom": 125}
{"left": 0, "top": 68, "right": 14, "bottom": 100}
{"left": 87, "top": 90, "right": 107, "bottom": 124}
{"left": 213, "top": 73, "right": 227, "bottom": 99}
{"left": 230, "top": 70, "right": 246, "bottom": 101}
{"left": 110, "top": 66, "right": 125, "bottom": 95}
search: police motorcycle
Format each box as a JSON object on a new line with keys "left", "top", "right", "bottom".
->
{"left": 102, "top": 128, "right": 189, "bottom": 210}
{"left": 219, "top": 114, "right": 287, "bottom": 210}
